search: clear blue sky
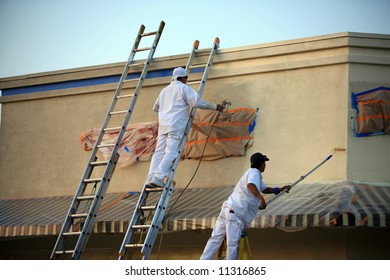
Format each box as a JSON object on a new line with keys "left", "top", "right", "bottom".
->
{"left": 0, "top": 0, "right": 389, "bottom": 78}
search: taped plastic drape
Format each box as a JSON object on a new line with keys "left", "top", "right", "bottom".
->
{"left": 352, "top": 87, "right": 390, "bottom": 136}
{"left": 80, "top": 107, "right": 258, "bottom": 167}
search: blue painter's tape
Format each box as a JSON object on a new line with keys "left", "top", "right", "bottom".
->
{"left": 2, "top": 68, "right": 175, "bottom": 96}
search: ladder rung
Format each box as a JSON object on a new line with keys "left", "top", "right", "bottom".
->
{"left": 55, "top": 250, "right": 75, "bottom": 255}
{"left": 84, "top": 178, "right": 102, "bottom": 183}
{"left": 128, "top": 62, "right": 145, "bottom": 67}
{"left": 125, "top": 243, "right": 144, "bottom": 248}
{"left": 77, "top": 195, "right": 95, "bottom": 201}
{"left": 189, "top": 64, "right": 207, "bottom": 69}
{"left": 70, "top": 213, "right": 88, "bottom": 219}
{"left": 116, "top": 94, "right": 134, "bottom": 99}
{"left": 97, "top": 143, "right": 115, "bottom": 148}
{"left": 104, "top": 127, "right": 122, "bottom": 133}
{"left": 123, "top": 77, "right": 141, "bottom": 83}
{"left": 52, "top": 21, "right": 166, "bottom": 261}
{"left": 196, "top": 47, "right": 212, "bottom": 53}
{"left": 63, "top": 231, "right": 82, "bottom": 236}
{"left": 90, "top": 160, "right": 109, "bottom": 166}
{"left": 145, "top": 187, "right": 164, "bottom": 192}
{"left": 110, "top": 110, "right": 128, "bottom": 115}
{"left": 141, "top": 205, "right": 156, "bottom": 211}
{"left": 135, "top": 47, "right": 152, "bottom": 52}
{"left": 141, "top": 31, "right": 158, "bottom": 37}
{"left": 132, "top": 225, "right": 151, "bottom": 229}
{"left": 187, "top": 80, "right": 201, "bottom": 85}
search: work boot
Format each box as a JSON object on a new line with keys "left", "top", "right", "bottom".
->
{"left": 146, "top": 176, "right": 164, "bottom": 188}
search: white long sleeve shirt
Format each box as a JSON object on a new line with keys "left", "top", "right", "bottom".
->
{"left": 153, "top": 80, "right": 216, "bottom": 134}
{"left": 224, "top": 168, "right": 267, "bottom": 227}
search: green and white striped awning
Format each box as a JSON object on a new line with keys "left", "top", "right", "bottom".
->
{"left": 1, "top": 181, "right": 389, "bottom": 238}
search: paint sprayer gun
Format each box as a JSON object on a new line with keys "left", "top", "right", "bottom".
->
{"left": 221, "top": 99, "right": 232, "bottom": 111}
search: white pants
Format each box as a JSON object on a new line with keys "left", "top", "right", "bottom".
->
{"left": 200, "top": 206, "right": 244, "bottom": 260}
{"left": 147, "top": 131, "right": 182, "bottom": 181}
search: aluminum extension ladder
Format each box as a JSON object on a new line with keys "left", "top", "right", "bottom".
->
{"left": 50, "top": 21, "right": 165, "bottom": 260}
{"left": 118, "top": 38, "right": 220, "bottom": 260}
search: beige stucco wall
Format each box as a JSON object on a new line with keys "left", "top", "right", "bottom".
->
{"left": 346, "top": 35, "right": 390, "bottom": 182}
{"left": 1, "top": 32, "right": 389, "bottom": 200}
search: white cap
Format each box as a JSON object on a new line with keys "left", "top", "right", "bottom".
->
{"left": 172, "top": 67, "right": 187, "bottom": 80}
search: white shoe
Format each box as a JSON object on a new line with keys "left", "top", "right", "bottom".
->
{"left": 146, "top": 176, "right": 164, "bottom": 188}
{"left": 144, "top": 176, "right": 152, "bottom": 186}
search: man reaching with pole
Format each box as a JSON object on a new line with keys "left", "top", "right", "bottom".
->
{"left": 200, "top": 152, "right": 291, "bottom": 260}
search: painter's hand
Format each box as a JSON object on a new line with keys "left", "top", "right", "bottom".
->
{"left": 282, "top": 185, "right": 291, "bottom": 193}
{"left": 258, "top": 197, "right": 267, "bottom": 210}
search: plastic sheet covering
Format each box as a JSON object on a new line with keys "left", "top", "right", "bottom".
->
{"left": 183, "top": 107, "right": 257, "bottom": 160}
{"left": 252, "top": 181, "right": 356, "bottom": 232}
{"left": 165, "top": 181, "right": 390, "bottom": 232}
{"left": 351, "top": 86, "right": 390, "bottom": 136}
{"left": 80, "top": 107, "right": 257, "bottom": 167}
{"left": 80, "top": 122, "right": 158, "bottom": 167}
{"left": 1, "top": 181, "right": 390, "bottom": 238}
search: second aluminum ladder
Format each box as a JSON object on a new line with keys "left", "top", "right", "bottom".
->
{"left": 118, "top": 37, "right": 220, "bottom": 260}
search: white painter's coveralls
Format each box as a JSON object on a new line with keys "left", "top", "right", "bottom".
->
{"left": 200, "top": 168, "right": 266, "bottom": 260}
{"left": 147, "top": 79, "right": 216, "bottom": 182}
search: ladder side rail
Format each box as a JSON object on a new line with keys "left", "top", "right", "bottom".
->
{"left": 112, "top": 23, "right": 145, "bottom": 102}
{"left": 112, "top": 21, "right": 165, "bottom": 158}
{"left": 141, "top": 39, "right": 220, "bottom": 259}
{"left": 86, "top": 24, "right": 145, "bottom": 160}
{"left": 71, "top": 153, "right": 119, "bottom": 259}
{"left": 140, "top": 103, "right": 199, "bottom": 258}
{"left": 195, "top": 39, "right": 219, "bottom": 98}
{"left": 50, "top": 158, "right": 96, "bottom": 259}
{"left": 184, "top": 40, "right": 200, "bottom": 75}
{"left": 150, "top": 39, "right": 220, "bottom": 205}
{"left": 51, "top": 26, "right": 144, "bottom": 259}
{"left": 139, "top": 75, "right": 198, "bottom": 258}
{"left": 51, "top": 22, "right": 165, "bottom": 260}
{"left": 118, "top": 22, "right": 174, "bottom": 260}
{"left": 141, "top": 183, "right": 173, "bottom": 259}
{"left": 71, "top": 22, "right": 165, "bottom": 259}
{"left": 118, "top": 189, "right": 150, "bottom": 259}
{"left": 62, "top": 25, "right": 145, "bottom": 220}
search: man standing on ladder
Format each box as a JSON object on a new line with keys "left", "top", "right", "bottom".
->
{"left": 200, "top": 152, "right": 291, "bottom": 260}
{"left": 146, "top": 67, "right": 224, "bottom": 188}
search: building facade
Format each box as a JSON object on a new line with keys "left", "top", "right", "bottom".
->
{"left": 0, "top": 32, "right": 389, "bottom": 259}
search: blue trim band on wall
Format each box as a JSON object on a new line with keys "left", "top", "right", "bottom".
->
{"left": 1, "top": 67, "right": 204, "bottom": 96}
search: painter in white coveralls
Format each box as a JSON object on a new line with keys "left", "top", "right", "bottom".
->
{"left": 146, "top": 67, "right": 224, "bottom": 188}
{"left": 200, "top": 152, "right": 291, "bottom": 260}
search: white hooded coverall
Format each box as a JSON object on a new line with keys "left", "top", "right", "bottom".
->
{"left": 147, "top": 69, "right": 216, "bottom": 182}
{"left": 200, "top": 167, "right": 266, "bottom": 260}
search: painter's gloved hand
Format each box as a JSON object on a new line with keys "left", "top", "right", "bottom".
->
{"left": 282, "top": 185, "right": 291, "bottom": 193}
{"left": 216, "top": 104, "right": 225, "bottom": 112}
{"left": 258, "top": 197, "right": 267, "bottom": 210}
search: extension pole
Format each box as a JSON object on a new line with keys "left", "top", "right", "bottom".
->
{"left": 265, "top": 148, "right": 345, "bottom": 205}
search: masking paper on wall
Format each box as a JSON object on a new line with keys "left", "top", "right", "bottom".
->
{"left": 80, "top": 107, "right": 258, "bottom": 167}
{"left": 352, "top": 87, "right": 390, "bottom": 136}
{"left": 183, "top": 107, "right": 257, "bottom": 160}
